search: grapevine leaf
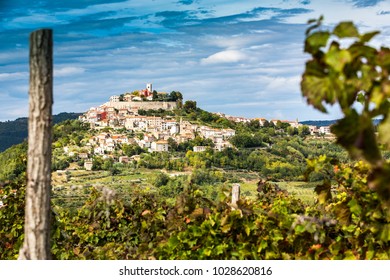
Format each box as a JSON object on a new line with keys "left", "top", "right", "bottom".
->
{"left": 360, "top": 31, "right": 380, "bottom": 43}
{"left": 333, "top": 21, "right": 359, "bottom": 38}
{"left": 331, "top": 111, "right": 381, "bottom": 163}
{"left": 378, "top": 116, "right": 390, "bottom": 148}
{"left": 301, "top": 74, "right": 339, "bottom": 112}
{"left": 314, "top": 180, "right": 332, "bottom": 204}
{"left": 368, "top": 164, "right": 390, "bottom": 205}
{"left": 377, "top": 47, "right": 390, "bottom": 67}
{"left": 325, "top": 45, "right": 352, "bottom": 72}
{"left": 334, "top": 202, "right": 351, "bottom": 226}
{"left": 304, "top": 31, "right": 330, "bottom": 54}
{"left": 347, "top": 198, "right": 362, "bottom": 216}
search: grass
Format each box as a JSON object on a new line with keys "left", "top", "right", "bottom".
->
{"left": 275, "top": 181, "right": 316, "bottom": 205}
{"left": 52, "top": 167, "right": 318, "bottom": 208}
{"left": 239, "top": 180, "right": 317, "bottom": 205}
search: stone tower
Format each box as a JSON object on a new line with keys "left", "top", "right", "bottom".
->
{"left": 146, "top": 83, "right": 152, "bottom": 93}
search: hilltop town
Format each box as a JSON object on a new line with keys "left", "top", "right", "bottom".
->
{"left": 73, "top": 84, "right": 333, "bottom": 170}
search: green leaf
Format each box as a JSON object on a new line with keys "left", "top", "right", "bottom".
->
{"left": 333, "top": 22, "right": 359, "bottom": 38}
{"left": 304, "top": 31, "right": 330, "bottom": 54}
{"left": 301, "top": 74, "right": 339, "bottom": 112}
{"left": 331, "top": 111, "right": 382, "bottom": 163}
{"left": 325, "top": 45, "right": 352, "bottom": 72}
{"left": 366, "top": 249, "right": 375, "bottom": 260}
{"left": 168, "top": 236, "right": 180, "bottom": 247}
{"left": 347, "top": 198, "right": 362, "bottom": 216}
{"left": 294, "top": 224, "right": 305, "bottom": 234}
{"left": 343, "top": 250, "right": 357, "bottom": 260}
{"left": 378, "top": 116, "right": 390, "bottom": 148}
{"left": 244, "top": 224, "right": 251, "bottom": 236}
{"left": 357, "top": 92, "right": 365, "bottom": 105}
{"left": 360, "top": 31, "right": 380, "bottom": 43}
{"left": 258, "top": 240, "right": 268, "bottom": 253}
{"left": 379, "top": 224, "right": 390, "bottom": 242}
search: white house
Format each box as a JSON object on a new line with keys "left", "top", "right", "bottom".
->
{"left": 110, "top": 95, "right": 120, "bottom": 103}
{"left": 319, "top": 126, "right": 331, "bottom": 135}
{"left": 151, "top": 140, "right": 169, "bottom": 152}
{"left": 193, "top": 146, "right": 207, "bottom": 153}
{"left": 84, "top": 161, "right": 93, "bottom": 171}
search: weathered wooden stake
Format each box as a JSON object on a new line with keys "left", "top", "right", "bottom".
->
{"left": 231, "top": 183, "right": 240, "bottom": 209}
{"left": 19, "top": 29, "right": 53, "bottom": 260}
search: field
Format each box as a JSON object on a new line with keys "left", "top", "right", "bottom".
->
{"left": 51, "top": 167, "right": 317, "bottom": 208}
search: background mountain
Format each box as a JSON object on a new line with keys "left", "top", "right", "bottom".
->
{"left": 299, "top": 120, "right": 338, "bottom": 127}
{"left": 0, "top": 112, "right": 82, "bottom": 152}
{"left": 300, "top": 119, "right": 381, "bottom": 127}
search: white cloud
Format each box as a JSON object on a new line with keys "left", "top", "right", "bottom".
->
{"left": 201, "top": 50, "right": 247, "bottom": 65}
{"left": 54, "top": 67, "right": 86, "bottom": 77}
{"left": 0, "top": 72, "right": 28, "bottom": 81}
{"left": 264, "top": 75, "right": 301, "bottom": 91}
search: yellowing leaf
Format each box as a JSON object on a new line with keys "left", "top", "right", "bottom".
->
{"left": 325, "top": 46, "right": 352, "bottom": 72}
{"left": 221, "top": 224, "right": 231, "bottom": 233}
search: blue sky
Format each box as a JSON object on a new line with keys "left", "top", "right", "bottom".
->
{"left": 0, "top": 0, "right": 389, "bottom": 121}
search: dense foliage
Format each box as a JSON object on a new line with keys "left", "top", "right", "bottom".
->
{"left": 301, "top": 17, "right": 390, "bottom": 205}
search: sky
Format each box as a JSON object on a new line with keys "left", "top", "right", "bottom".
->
{"left": 0, "top": 0, "right": 389, "bottom": 122}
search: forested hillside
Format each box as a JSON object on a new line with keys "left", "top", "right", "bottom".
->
{"left": 300, "top": 120, "right": 337, "bottom": 126}
{"left": 0, "top": 112, "right": 82, "bottom": 152}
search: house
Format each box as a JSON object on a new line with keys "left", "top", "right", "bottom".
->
{"left": 151, "top": 140, "right": 169, "bottom": 152}
{"left": 84, "top": 161, "right": 93, "bottom": 171}
{"left": 222, "top": 128, "right": 235, "bottom": 138}
{"left": 308, "top": 125, "right": 318, "bottom": 135}
{"left": 193, "top": 146, "right": 207, "bottom": 153}
{"left": 284, "top": 120, "right": 301, "bottom": 128}
{"left": 119, "top": 156, "right": 129, "bottom": 163}
{"left": 94, "top": 146, "right": 104, "bottom": 155}
{"left": 319, "top": 126, "right": 332, "bottom": 135}
{"left": 214, "top": 141, "right": 233, "bottom": 151}
{"left": 110, "top": 95, "right": 120, "bottom": 103}
{"left": 270, "top": 119, "right": 280, "bottom": 126}
{"left": 130, "top": 155, "right": 141, "bottom": 161}
{"left": 105, "top": 142, "right": 115, "bottom": 152}
{"left": 78, "top": 153, "right": 89, "bottom": 159}
{"left": 257, "top": 118, "right": 268, "bottom": 126}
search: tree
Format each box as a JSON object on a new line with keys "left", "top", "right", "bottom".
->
{"left": 183, "top": 100, "right": 197, "bottom": 113}
{"left": 287, "top": 126, "right": 298, "bottom": 136}
{"left": 298, "top": 125, "right": 310, "bottom": 137}
{"left": 152, "top": 90, "right": 158, "bottom": 100}
{"left": 301, "top": 17, "right": 390, "bottom": 205}
{"left": 248, "top": 119, "right": 260, "bottom": 130}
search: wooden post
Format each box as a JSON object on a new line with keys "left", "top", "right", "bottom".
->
{"left": 231, "top": 183, "right": 240, "bottom": 209}
{"left": 19, "top": 29, "right": 53, "bottom": 260}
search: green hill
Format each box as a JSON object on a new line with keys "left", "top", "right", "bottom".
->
{"left": 0, "top": 112, "right": 82, "bottom": 152}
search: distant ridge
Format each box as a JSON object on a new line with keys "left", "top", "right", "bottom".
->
{"left": 299, "top": 120, "right": 338, "bottom": 127}
{"left": 0, "top": 112, "right": 82, "bottom": 152}
{"left": 300, "top": 119, "right": 381, "bottom": 127}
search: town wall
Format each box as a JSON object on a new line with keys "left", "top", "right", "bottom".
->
{"left": 105, "top": 101, "right": 177, "bottom": 111}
